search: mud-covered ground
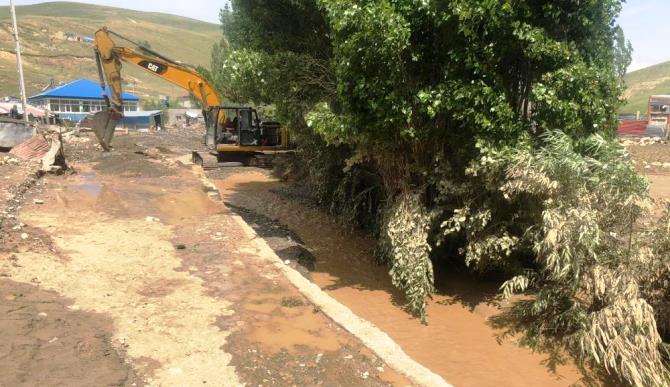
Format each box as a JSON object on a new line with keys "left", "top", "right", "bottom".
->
{"left": 622, "top": 139, "right": 670, "bottom": 200}
{"left": 0, "top": 126, "right": 410, "bottom": 387}
{"left": 8, "top": 126, "right": 669, "bottom": 387}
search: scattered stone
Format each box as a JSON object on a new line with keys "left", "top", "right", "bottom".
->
{"left": 167, "top": 367, "right": 183, "bottom": 376}
{"left": 280, "top": 296, "right": 305, "bottom": 308}
{"left": 175, "top": 244, "right": 186, "bottom": 250}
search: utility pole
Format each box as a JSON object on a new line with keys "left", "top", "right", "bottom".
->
{"left": 10, "top": 0, "right": 29, "bottom": 123}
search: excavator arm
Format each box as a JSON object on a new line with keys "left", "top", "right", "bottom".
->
{"left": 91, "top": 27, "right": 221, "bottom": 150}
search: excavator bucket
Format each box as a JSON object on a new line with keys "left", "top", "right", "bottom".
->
{"left": 90, "top": 110, "right": 121, "bottom": 151}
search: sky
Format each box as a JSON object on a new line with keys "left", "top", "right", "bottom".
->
{"left": 618, "top": 0, "right": 670, "bottom": 72}
{"left": 9, "top": 0, "right": 669, "bottom": 72}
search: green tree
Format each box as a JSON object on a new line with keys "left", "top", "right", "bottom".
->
{"left": 215, "top": 2, "right": 669, "bottom": 384}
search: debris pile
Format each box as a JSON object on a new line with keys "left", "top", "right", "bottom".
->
{"left": 621, "top": 136, "right": 668, "bottom": 147}
{"left": 9, "top": 133, "right": 67, "bottom": 173}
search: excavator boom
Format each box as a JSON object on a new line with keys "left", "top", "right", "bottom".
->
{"left": 91, "top": 27, "right": 220, "bottom": 150}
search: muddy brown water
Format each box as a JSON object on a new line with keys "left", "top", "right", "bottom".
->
{"left": 214, "top": 169, "right": 584, "bottom": 387}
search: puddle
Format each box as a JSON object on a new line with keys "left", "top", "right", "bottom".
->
{"left": 77, "top": 172, "right": 103, "bottom": 195}
{"left": 247, "top": 304, "right": 344, "bottom": 353}
{"left": 61, "top": 169, "right": 220, "bottom": 225}
{"left": 214, "top": 169, "right": 585, "bottom": 387}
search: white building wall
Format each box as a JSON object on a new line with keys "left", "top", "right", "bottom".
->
{"left": 30, "top": 97, "right": 138, "bottom": 113}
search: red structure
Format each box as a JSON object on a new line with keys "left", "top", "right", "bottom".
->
{"left": 617, "top": 120, "right": 647, "bottom": 136}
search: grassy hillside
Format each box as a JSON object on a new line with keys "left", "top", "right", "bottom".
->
{"left": 0, "top": 1, "right": 221, "bottom": 104}
{"left": 622, "top": 61, "right": 670, "bottom": 114}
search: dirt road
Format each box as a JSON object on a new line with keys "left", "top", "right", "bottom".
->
{"left": 0, "top": 132, "right": 408, "bottom": 386}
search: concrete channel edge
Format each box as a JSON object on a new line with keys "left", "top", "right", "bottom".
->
{"left": 197, "top": 169, "right": 452, "bottom": 387}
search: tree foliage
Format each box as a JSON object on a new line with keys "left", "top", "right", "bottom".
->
{"left": 212, "top": 1, "right": 670, "bottom": 384}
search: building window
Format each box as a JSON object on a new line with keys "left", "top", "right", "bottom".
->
{"left": 123, "top": 102, "right": 138, "bottom": 112}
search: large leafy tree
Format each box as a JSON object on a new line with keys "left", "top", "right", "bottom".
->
{"left": 214, "top": 1, "right": 670, "bottom": 385}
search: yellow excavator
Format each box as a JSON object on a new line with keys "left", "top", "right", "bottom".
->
{"left": 89, "top": 27, "right": 287, "bottom": 159}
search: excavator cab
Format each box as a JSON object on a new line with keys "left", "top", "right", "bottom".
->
{"left": 206, "top": 106, "right": 287, "bottom": 156}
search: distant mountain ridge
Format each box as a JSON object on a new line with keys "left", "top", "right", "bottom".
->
{"left": 0, "top": 1, "right": 221, "bottom": 103}
{"left": 623, "top": 61, "right": 670, "bottom": 114}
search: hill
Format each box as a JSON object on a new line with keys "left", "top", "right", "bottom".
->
{"left": 622, "top": 61, "right": 670, "bottom": 114}
{"left": 0, "top": 2, "right": 221, "bottom": 104}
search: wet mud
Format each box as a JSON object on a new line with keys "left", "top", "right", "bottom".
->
{"left": 211, "top": 168, "right": 585, "bottom": 387}
{"left": 2, "top": 141, "right": 411, "bottom": 387}
{"left": 168, "top": 190, "right": 412, "bottom": 386}
{"left": 0, "top": 279, "right": 141, "bottom": 387}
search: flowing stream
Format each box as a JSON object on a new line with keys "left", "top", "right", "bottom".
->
{"left": 212, "top": 168, "right": 585, "bottom": 387}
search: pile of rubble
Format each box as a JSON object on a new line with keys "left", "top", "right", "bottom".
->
{"left": 0, "top": 155, "right": 21, "bottom": 166}
{"left": 8, "top": 133, "right": 67, "bottom": 173}
{"left": 621, "top": 136, "right": 668, "bottom": 147}
{"left": 639, "top": 160, "right": 670, "bottom": 169}
{"left": 0, "top": 154, "right": 43, "bottom": 231}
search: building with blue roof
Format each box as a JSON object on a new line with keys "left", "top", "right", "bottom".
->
{"left": 28, "top": 79, "right": 140, "bottom": 122}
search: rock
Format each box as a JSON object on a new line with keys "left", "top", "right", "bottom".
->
{"left": 20, "top": 233, "right": 28, "bottom": 240}
{"left": 167, "top": 368, "right": 183, "bottom": 376}
{"left": 145, "top": 216, "right": 160, "bottom": 222}
{"left": 662, "top": 163, "right": 670, "bottom": 168}
{"left": 33, "top": 198, "right": 44, "bottom": 204}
